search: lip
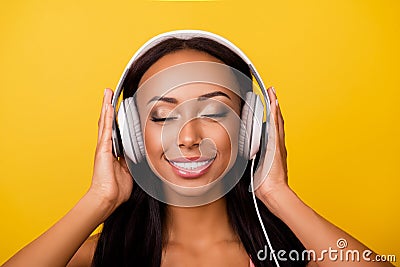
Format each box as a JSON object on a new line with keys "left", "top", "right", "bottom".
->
{"left": 166, "top": 156, "right": 216, "bottom": 178}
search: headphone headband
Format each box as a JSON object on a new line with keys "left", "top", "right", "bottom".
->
{"left": 112, "top": 30, "right": 267, "bottom": 108}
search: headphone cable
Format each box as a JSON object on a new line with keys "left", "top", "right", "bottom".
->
{"left": 250, "top": 157, "right": 280, "bottom": 267}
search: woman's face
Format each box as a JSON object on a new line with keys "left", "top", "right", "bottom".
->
{"left": 135, "top": 49, "right": 242, "bottom": 189}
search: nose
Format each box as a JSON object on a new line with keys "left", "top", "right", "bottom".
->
{"left": 178, "top": 119, "right": 202, "bottom": 149}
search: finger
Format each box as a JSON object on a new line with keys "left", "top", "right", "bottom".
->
{"left": 266, "top": 87, "right": 279, "bottom": 142}
{"left": 97, "top": 89, "right": 108, "bottom": 142}
{"left": 274, "top": 93, "right": 286, "bottom": 148}
{"left": 273, "top": 92, "right": 287, "bottom": 170}
{"left": 114, "top": 156, "right": 134, "bottom": 199}
{"left": 98, "top": 88, "right": 113, "bottom": 145}
{"left": 267, "top": 87, "right": 287, "bottom": 159}
{"left": 118, "top": 156, "right": 130, "bottom": 174}
{"left": 99, "top": 100, "right": 115, "bottom": 154}
{"left": 277, "top": 103, "right": 287, "bottom": 158}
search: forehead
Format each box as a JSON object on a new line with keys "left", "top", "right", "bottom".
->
{"left": 136, "top": 49, "right": 242, "bottom": 103}
{"left": 139, "top": 49, "right": 223, "bottom": 86}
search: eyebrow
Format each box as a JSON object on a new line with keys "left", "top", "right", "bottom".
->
{"left": 147, "top": 96, "right": 178, "bottom": 105}
{"left": 147, "top": 91, "right": 231, "bottom": 105}
{"left": 198, "top": 91, "right": 231, "bottom": 101}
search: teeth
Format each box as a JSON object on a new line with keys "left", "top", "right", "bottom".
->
{"left": 170, "top": 160, "right": 212, "bottom": 170}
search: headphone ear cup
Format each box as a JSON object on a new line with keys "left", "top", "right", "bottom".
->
{"left": 239, "top": 92, "right": 256, "bottom": 159}
{"left": 249, "top": 94, "right": 264, "bottom": 159}
{"left": 117, "top": 98, "right": 145, "bottom": 164}
{"left": 239, "top": 92, "right": 264, "bottom": 160}
{"left": 127, "top": 97, "right": 146, "bottom": 162}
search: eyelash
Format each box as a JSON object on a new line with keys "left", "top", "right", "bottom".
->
{"left": 150, "top": 116, "right": 178, "bottom": 122}
{"left": 150, "top": 111, "right": 228, "bottom": 122}
{"left": 200, "top": 111, "right": 228, "bottom": 119}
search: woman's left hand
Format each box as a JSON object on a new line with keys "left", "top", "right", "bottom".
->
{"left": 254, "top": 87, "right": 291, "bottom": 212}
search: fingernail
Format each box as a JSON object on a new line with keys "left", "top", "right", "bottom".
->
{"left": 104, "top": 88, "right": 107, "bottom": 96}
{"left": 275, "top": 99, "right": 279, "bottom": 106}
{"left": 271, "top": 86, "right": 276, "bottom": 95}
{"left": 105, "top": 103, "right": 109, "bottom": 112}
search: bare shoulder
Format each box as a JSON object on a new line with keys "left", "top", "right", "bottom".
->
{"left": 67, "top": 233, "right": 100, "bottom": 267}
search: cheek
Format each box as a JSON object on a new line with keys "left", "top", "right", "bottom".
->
{"left": 143, "top": 123, "right": 163, "bottom": 159}
{"left": 206, "top": 120, "right": 239, "bottom": 157}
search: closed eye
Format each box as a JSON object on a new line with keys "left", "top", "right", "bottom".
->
{"left": 150, "top": 116, "right": 178, "bottom": 122}
{"left": 200, "top": 111, "right": 228, "bottom": 119}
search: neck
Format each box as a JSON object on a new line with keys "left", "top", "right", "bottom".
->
{"left": 165, "top": 197, "right": 238, "bottom": 246}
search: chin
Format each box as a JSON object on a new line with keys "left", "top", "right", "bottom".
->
{"left": 160, "top": 174, "right": 227, "bottom": 207}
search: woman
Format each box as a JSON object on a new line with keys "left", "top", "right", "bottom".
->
{"left": 2, "top": 34, "right": 393, "bottom": 267}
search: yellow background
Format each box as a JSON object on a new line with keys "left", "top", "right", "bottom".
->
{"left": 1, "top": 0, "right": 399, "bottom": 264}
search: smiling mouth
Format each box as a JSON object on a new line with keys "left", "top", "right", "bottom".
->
{"left": 166, "top": 157, "right": 216, "bottom": 178}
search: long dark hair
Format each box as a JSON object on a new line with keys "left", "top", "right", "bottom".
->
{"left": 92, "top": 36, "right": 308, "bottom": 267}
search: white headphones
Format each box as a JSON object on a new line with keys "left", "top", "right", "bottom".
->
{"left": 111, "top": 30, "right": 271, "bottom": 166}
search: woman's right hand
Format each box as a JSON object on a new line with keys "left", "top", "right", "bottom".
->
{"left": 88, "top": 88, "right": 133, "bottom": 218}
